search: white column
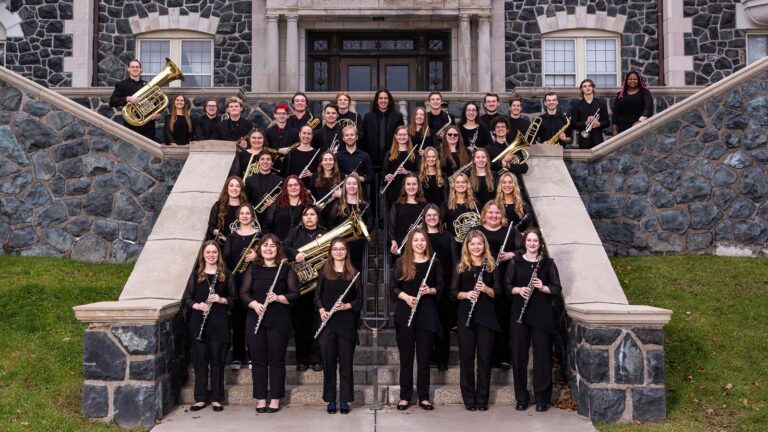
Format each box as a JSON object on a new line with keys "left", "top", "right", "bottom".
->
{"left": 251, "top": 0, "right": 268, "bottom": 91}
{"left": 477, "top": 16, "right": 491, "bottom": 93}
{"left": 490, "top": 0, "right": 506, "bottom": 92}
{"left": 63, "top": 0, "right": 95, "bottom": 86}
{"left": 458, "top": 13, "right": 471, "bottom": 92}
{"left": 266, "top": 14, "right": 279, "bottom": 92}
{"left": 285, "top": 15, "right": 299, "bottom": 91}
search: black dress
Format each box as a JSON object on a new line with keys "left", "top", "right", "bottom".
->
{"left": 183, "top": 269, "right": 236, "bottom": 403}
{"left": 223, "top": 230, "right": 261, "bottom": 364}
{"left": 264, "top": 203, "right": 305, "bottom": 240}
{"left": 285, "top": 147, "right": 320, "bottom": 188}
{"left": 164, "top": 113, "right": 192, "bottom": 145}
{"left": 459, "top": 124, "right": 492, "bottom": 150}
{"left": 428, "top": 230, "right": 458, "bottom": 367}
{"left": 387, "top": 202, "right": 427, "bottom": 253}
{"left": 314, "top": 272, "right": 363, "bottom": 402}
{"left": 421, "top": 174, "right": 447, "bottom": 208}
{"left": 612, "top": 88, "right": 654, "bottom": 133}
{"left": 472, "top": 174, "right": 496, "bottom": 208}
{"left": 502, "top": 201, "right": 530, "bottom": 233}
{"left": 308, "top": 174, "right": 336, "bottom": 226}
{"left": 241, "top": 264, "right": 300, "bottom": 400}
{"left": 206, "top": 201, "right": 239, "bottom": 242}
{"left": 411, "top": 129, "right": 435, "bottom": 150}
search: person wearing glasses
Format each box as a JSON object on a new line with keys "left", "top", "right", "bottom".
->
{"left": 266, "top": 103, "right": 299, "bottom": 154}
{"left": 194, "top": 98, "right": 222, "bottom": 141}
{"left": 108, "top": 58, "right": 158, "bottom": 141}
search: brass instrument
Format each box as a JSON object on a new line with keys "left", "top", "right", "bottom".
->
{"left": 254, "top": 259, "right": 288, "bottom": 335}
{"left": 338, "top": 117, "right": 357, "bottom": 130}
{"left": 407, "top": 253, "right": 437, "bottom": 327}
{"left": 329, "top": 133, "right": 340, "bottom": 153}
{"left": 544, "top": 116, "right": 571, "bottom": 146}
{"left": 580, "top": 108, "right": 601, "bottom": 139}
{"left": 314, "top": 271, "right": 361, "bottom": 339}
{"left": 214, "top": 220, "right": 239, "bottom": 246}
{"left": 294, "top": 211, "right": 371, "bottom": 295}
{"left": 254, "top": 184, "right": 282, "bottom": 214}
{"left": 233, "top": 233, "right": 260, "bottom": 274}
{"left": 396, "top": 207, "right": 426, "bottom": 255}
{"left": 466, "top": 257, "right": 488, "bottom": 327}
{"left": 307, "top": 111, "right": 321, "bottom": 129}
{"left": 314, "top": 162, "right": 361, "bottom": 210}
{"left": 491, "top": 131, "right": 530, "bottom": 166}
{"left": 452, "top": 207, "right": 481, "bottom": 243}
{"left": 196, "top": 271, "right": 219, "bottom": 341}
{"left": 525, "top": 116, "right": 543, "bottom": 144}
{"left": 242, "top": 148, "right": 282, "bottom": 181}
{"left": 516, "top": 254, "right": 543, "bottom": 324}
{"left": 122, "top": 58, "right": 184, "bottom": 127}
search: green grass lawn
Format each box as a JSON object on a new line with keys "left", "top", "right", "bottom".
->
{"left": 0, "top": 255, "right": 766, "bottom": 431}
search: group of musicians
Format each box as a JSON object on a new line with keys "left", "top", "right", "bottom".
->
{"left": 115, "top": 60, "right": 654, "bottom": 416}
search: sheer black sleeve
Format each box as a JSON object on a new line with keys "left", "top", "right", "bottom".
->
{"left": 387, "top": 203, "right": 398, "bottom": 244}
{"left": 283, "top": 227, "right": 299, "bottom": 260}
{"left": 206, "top": 202, "right": 220, "bottom": 241}
{"left": 182, "top": 272, "right": 197, "bottom": 309}
{"left": 314, "top": 273, "right": 326, "bottom": 311}
{"left": 240, "top": 265, "right": 255, "bottom": 305}
{"left": 224, "top": 270, "right": 237, "bottom": 311}
{"left": 449, "top": 268, "right": 462, "bottom": 301}
{"left": 503, "top": 258, "right": 517, "bottom": 297}
{"left": 544, "top": 258, "right": 563, "bottom": 297}
{"left": 642, "top": 89, "right": 654, "bottom": 118}
{"left": 390, "top": 258, "right": 404, "bottom": 300}
{"left": 283, "top": 267, "right": 300, "bottom": 304}
{"left": 350, "top": 276, "right": 363, "bottom": 314}
{"left": 432, "top": 260, "right": 445, "bottom": 300}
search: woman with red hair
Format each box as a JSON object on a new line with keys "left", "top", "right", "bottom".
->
{"left": 264, "top": 175, "right": 313, "bottom": 240}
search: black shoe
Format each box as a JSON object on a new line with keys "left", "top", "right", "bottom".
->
{"left": 499, "top": 362, "right": 511, "bottom": 371}
{"left": 478, "top": 405, "right": 488, "bottom": 411}
{"left": 340, "top": 401, "right": 350, "bottom": 414}
{"left": 515, "top": 402, "right": 528, "bottom": 411}
{"left": 267, "top": 406, "right": 281, "bottom": 413}
{"left": 465, "top": 404, "right": 477, "bottom": 411}
{"left": 212, "top": 404, "right": 224, "bottom": 412}
{"left": 297, "top": 363, "right": 308, "bottom": 371}
{"left": 256, "top": 406, "right": 268, "bottom": 413}
{"left": 396, "top": 402, "right": 410, "bottom": 411}
{"left": 535, "top": 403, "right": 549, "bottom": 412}
{"left": 190, "top": 403, "right": 206, "bottom": 412}
{"left": 419, "top": 401, "right": 434, "bottom": 410}
{"left": 311, "top": 363, "right": 323, "bottom": 372}
{"left": 327, "top": 401, "right": 337, "bottom": 414}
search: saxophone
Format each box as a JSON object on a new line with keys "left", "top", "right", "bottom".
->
{"left": 544, "top": 116, "right": 571, "bottom": 146}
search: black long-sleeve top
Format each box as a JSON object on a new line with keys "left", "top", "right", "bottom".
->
{"left": 264, "top": 203, "right": 305, "bottom": 240}
{"left": 411, "top": 130, "right": 436, "bottom": 150}
{"left": 361, "top": 109, "right": 405, "bottom": 167}
{"left": 451, "top": 264, "right": 500, "bottom": 332}
{"left": 164, "top": 113, "right": 191, "bottom": 145}
{"left": 478, "top": 225, "right": 522, "bottom": 260}
{"left": 328, "top": 201, "right": 370, "bottom": 227}
{"left": 442, "top": 202, "right": 480, "bottom": 243}
{"left": 336, "top": 147, "right": 374, "bottom": 186}
{"left": 536, "top": 111, "right": 572, "bottom": 146}
{"left": 241, "top": 264, "right": 300, "bottom": 336}
{"left": 387, "top": 202, "right": 427, "bottom": 246}
{"left": 285, "top": 147, "right": 320, "bottom": 180}
{"left": 427, "top": 231, "right": 456, "bottom": 292}
{"left": 422, "top": 175, "right": 447, "bottom": 207}
{"left": 108, "top": 77, "right": 155, "bottom": 138}
{"left": 571, "top": 98, "right": 610, "bottom": 149}
{"left": 312, "top": 124, "right": 342, "bottom": 152}
{"left": 472, "top": 174, "right": 496, "bottom": 208}
{"left": 459, "top": 124, "right": 492, "bottom": 150}
{"left": 223, "top": 230, "right": 260, "bottom": 273}
{"left": 502, "top": 201, "right": 531, "bottom": 233}
{"left": 265, "top": 124, "right": 299, "bottom": 150}
{"left": 612, "top": 88, "right": 654, "bottom": 133}
{"left": 314, "top": 272, "right": 363, "bottom": 342}
{"left": 427, "top": 111, "right": 452, "bottom": 139}
{"left": 479, "top": 112, "right": 503, "bottom": 129}
{"left": 508, "top": 116, "right": 531, "bottom": 140}
{"left": 193, "top": 115, "right": 221, "bottom": 141}
{"left": 206, "top": 201, "right": 239, "bottom": 241}
{"left": 287, "top": 113, "right": 311, "bottom": 131}
{"left": 230, "top": 149, "right": 258, "bottom": 179}
{"left": 503, "top": 255, "right": 562, "bottom": 334}
{"left": 245, "top": 172, "right": 283, "bottom": 209}
{"left": 183, "top": 269, "right": 237, "bottom": 341}
{"left": 441, "top": 151, "right": 463, "bottom": 177}
{"left": 219, "top": 117, "right": 253, "bottom": 142}
{"left": 382, "top": 150, "right": 420, "bottom": 205}
{"left": 283, "top": 225, "right": 328, "bottom": 261}
{"left": 390, "top": 257, "right": 444, "bottom": 333}
{"left": 338, "top": 111, "right": 363, "bottom": 130}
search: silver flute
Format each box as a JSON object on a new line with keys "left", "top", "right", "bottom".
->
{"left": 299, "top": 149, "right": 322, "bottom": 178}
{"left": 465, "top": 257, "right": 488, "bottom": 327}
{"left": 416, "top": 125, "right": 430, "bottom": 152}
{"left": 396, "top": 207, "right": 426, "bottom": 255}
{"left": 407, "top": 253, "right": 437, "bottom": 327}
{"left": 495, "top": 213, "right": 529, "bottom": 266}
{"left": 380, "top": 144, "right": 418, "bottom": 195}
{"left": 314, "top": 271, "right": 360, "bottom": 339}
{"left": 254, "top": 259, "right": 287, "bottom": 335}
{"left": 516, "top": 254, "right": 543, "bottom": 324}
{"left": 196, "top": 271, "right": 219, "bottom": 341}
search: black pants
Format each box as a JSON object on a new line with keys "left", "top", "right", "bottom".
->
{"left": 191, "top": 338, "right": 228, "bottom": 403}
{"left": 291, "top": 293, "right": 321, "bottom": 365}
{"left": 510, "top": 321, "right": 553, "bottom": 404}
{"left": 492, "top": 296, "right": 511, "bottom": 365}
{"left": 231, "top": 299, "right": 247, "bottom": 362}
{"left": 432, "top": 293, "right": 454, "bottom": 366}
{"left": 457, "top": 324, "right": 495, "bottom": 406}
{"left": 319, "top": 331, "right": 356, "bottom": 402}
{"left": 248, "top": 327, "right": 289, "bottom": 400}
{"left": 348, "top": 239, "right": 367, "bottom": 278}
{"left": 395, "top": 322, "right": 434, "bottom": 402}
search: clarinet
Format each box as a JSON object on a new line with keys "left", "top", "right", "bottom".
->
{"left": 516, "top": 254, "right": 543, "bottom": 324}
{"left": 407, "top": 253, "right": 437, "bottom": 327}
{"left": 465, "top": 257, "right": 488, "bottom": 327}
{"left": 254, "top": 259, "right": 287, "bottom": 335}
{"left": 314, "top": 272, "right": 361, "bottom": 339}
{"left": 196, "top": 271, "right": 219, "bottom": 341}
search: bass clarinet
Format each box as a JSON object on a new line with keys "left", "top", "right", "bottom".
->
{"left": 254, "top": 259, "right": 287, "bottom": 335}
{"left": 516, "top": 254, "right": 543, "bottom": 324}
{"left": 465, "top": 257, "right": 488, "bottom": 327}
{"left": 314, "top": 272, "right": 361, "bottom": 339}
{"left": 196, "top": 271, "right": 219, "bottom": 341}
{"left": 407, "top": 253, "right": 437, "bottom": 327}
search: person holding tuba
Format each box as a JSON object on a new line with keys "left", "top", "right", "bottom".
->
{"left": 487, "top": 117, "right": 531, "bottom": 176}
{"left": 219, "top": 96, "right": 253, "bottom": 142}
{"left": 206, "top": 176, "right": 247, "bottom": 244}
{"left": 536, "top": 93, "right": 571, "bottom": 147}
{"left": 312, "top": 104, "right": 342, "bottom": 153}
{"left": 108, "top": 59, "right": 158, "bottom": 141}
{"left": 193, "top": 98, "right": 222, "bottom": 141}
{"left": 244, "top": 151, "right": 282, "bottom": 211}
{"left": 265, "top": 104, "right": 299, "bottom": 155}
{"left": 504, "top": 228, "right": 563, "bottom": 413}
{"left": 283, "top": 206, "right": 328, "bottom": 372}
{"left": 571, "top": 79, "right": 610, "bottom": 149}
{"left": 183, "top": 241, "right": 236, "bottom": 412}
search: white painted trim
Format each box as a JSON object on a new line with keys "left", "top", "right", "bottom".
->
{"left": 63, "top": 0, "right": 95, "bottom": 87}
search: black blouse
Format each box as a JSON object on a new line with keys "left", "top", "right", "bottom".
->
{"left": 241, "top": 264, "right": 300, "bottom": 336}
{"left": 411, "top": 130, "right": 435, "bottom": 150}
{"left": 314, "top": 272, "right": 363, "bottom": 342}
{"left": 283, "top": 226, "right": 328, "bottom": 260}
{"left": 459, "top": 124, "right": 492, "bottom": 150}
{"left": 264, "top": 203, "right": 305, "bottom": 240}
{"left": 390, "top": 257, "right": 444, "bottom": 333}
{"left": 427, "top": 231, "right": 456, "bottom": 290}
{"left": 478, "top": 225, "right": 521, "bottom": 260}
{"left": 183, "top": 269, "right": 236, "bottom": 341}
{"left": 223, "top": 230, "right": 260, "bottom": 273}
{"left": 382, "top": 150, "right": 419, "bottom": 205}
{"left": 387, "top": 201, "right": 427, "bottom": 247}
{"left": 472, "top": 174, "right": 496, "bottom": 208}
{"left": 503, "top": 255, "right": 563, "bottom": 334}
{"left": 421, "top": 174, "right": 447, "bottom": 207}
{"left": 612, "top": 88, "right": 653, "bottom": 133}
{"left": 451, "top": 264, "right": 500, "bottom": 332}
{"left": 285, "top": 147, "right": 320, "bottom": 181}
{"left": 502, "top": 201, "right": 530, "bottom": 233}
{"left": 442, "top": 202, "right": 480, "bottom": 243}
{"left": 206, "top": 201, "right": 239, "bottom": 242}
{"left": 164, "top": 113, "right": 191, "bottom": 145}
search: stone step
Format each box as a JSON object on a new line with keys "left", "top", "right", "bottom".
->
{"left": 279, "top": 346, "right": 462, "bottom": 365}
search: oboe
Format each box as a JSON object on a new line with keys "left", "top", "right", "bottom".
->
{"left": 465, "top": 257, "right": 488, "bottom": 327}
{"left": 516, "top": 254, "right": 543, "bottom": 324}
{"left": 254, "top": 259, "right": 287, "bottom": 335}
{"left": 407, "top": 253, "right": 437, "bottom": 327}
{"left": 196, "top": 271, "right": 219, "bottom": 341}
{"left": 314, "top": 272, "right": 360, "bottom": 339}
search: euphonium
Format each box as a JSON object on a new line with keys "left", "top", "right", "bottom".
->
{"left": 491, "top": 131, "right": 531, "bottom": 166}
{"left": 242, "top": 148, "right": 282, "bottom": 181}
{"left": 122, "top": 58, "right": 184, "bottom": 127}
{"left": 544, "top": 116, "right": 571, "bottom": 146}
{"left": 293, "top": 212, "right": 370, "bottom": 295}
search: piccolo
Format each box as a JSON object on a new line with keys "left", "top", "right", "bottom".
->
{"left": 314, "top": 272, "right": 360, "bottom": 339}
{"left": 254, "top": 259, "right": 287, "bottom": 335}
{"left": 407, "top": 253, "right": 437, "bottom": 327}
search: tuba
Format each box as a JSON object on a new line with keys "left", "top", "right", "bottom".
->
{"left": 293, "top": 212, "right": 370, "bottom": 295}
{"left": 122, "top": 58, "right": 184, "bottom": 127}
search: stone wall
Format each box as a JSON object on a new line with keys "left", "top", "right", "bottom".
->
{"left": 568, "top": 70, "right": 768, "bottom": 257}
{"left": 97, "top": 0, "right": 252, "bottom": 89}
{"left": 0, "top": 78, "right": 184, "bottom": 262}
{"left": 3, "top": 0, "right": 74, "bottom": 87}
{"left": 683, "top": 0, "right": 746, "bottom": 85}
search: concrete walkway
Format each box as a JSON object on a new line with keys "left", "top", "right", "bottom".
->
{"left": 153, "top": 404, "right": 597, "bottom": 432}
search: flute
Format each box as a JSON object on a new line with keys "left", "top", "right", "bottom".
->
{"left": 196, "top": 271, "right": 219, "bottom": 341}
{"left": 516, "top": 254, "right": 542, "bottom": 324}
{"left": 465, "top": 257, "right": 488, "bottom": 327}
{"left": 495, "top": 213, "right": 529, "bottom": 266}
{"left": 407, "top": 253, "right": 437, "bottom": 327}
{"left": 314, "top": 272, "right": 360, "bottom": 339}
{"left": 254, "top": 259, "right": 287, "bottom": 335}
{"left": 396, "top": 207, "right": 426, "bottom": 255}
{"left": 380, "top": 144, "right": 418, "bottom": 195}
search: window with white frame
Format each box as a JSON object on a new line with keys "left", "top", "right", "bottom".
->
{"left": 543, "top": 31, "right": 620, "bottom": 88}
{"left": 136, "top": 31, "right": 213, "bottom": 87}
{"left": 747, "top": 33, "right": 768, "bottom": 64}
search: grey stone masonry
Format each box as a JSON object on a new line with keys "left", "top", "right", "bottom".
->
{"left": 683, "top": 0, "right": 746, "bottom": 86}
{"left": 81, "top": 314, "right": 185, "bottom": 428}
{"left": 568, "top": 71, "right": 768, "bottom": 257}
{"left": 0, "top": 77, "right": 184, "bottom": 262}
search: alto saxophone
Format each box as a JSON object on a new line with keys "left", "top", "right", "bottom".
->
{"left": 544, "top": 116, "right": 571, "bottom": 146}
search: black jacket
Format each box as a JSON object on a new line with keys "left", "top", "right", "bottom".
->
{"left": 361, "top": 109, "right": 405, "bottom": 167}
{"left": 109, "top": 77, "right": 156, "bottom": 139}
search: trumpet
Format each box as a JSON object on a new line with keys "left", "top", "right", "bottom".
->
{"left": 380, "top": 144, "right": 418, "bottom": 196}
{"left": 328, "top": 133, "right": 340, "bottom": 153}
{"left": 233, "top": 233, "right": 260, "bottom": 274}
{"left": 255, "top": 184, "right": 282, "bottom": 214}
{"left": 544, "top": 116, "right": 571, "bottom": 146}
{"left": 396, "top": 207, "right": 426, "bottom": 255}
{"left": 466, "top": 257, "right": 488, "bottom": 327}
{"left": 407, "top": 253, "right": 437, "bottom": 327}
{"left": 580, "top": 108, "right": 601, "bottom": 139}
{"left": 314, "top": 271, "right": 361, "bottom": 339}
{"left": 516, "top": 254, "right": 543, "bottom": 324}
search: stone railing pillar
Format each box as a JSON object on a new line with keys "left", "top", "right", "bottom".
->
{"left": 567, "top": 303, "right": 672, "bottom": 423}
{"left": 74, "top": 300, "right": 183, "bottom": 428}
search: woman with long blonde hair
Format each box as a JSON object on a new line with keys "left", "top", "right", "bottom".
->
{"left": 388, "top": 174, "right": 426, "bottom": 256}
{"left": 495, "top": 171, "right": 529, "bottom": 231}
{"left": 451, "top": 230, "right": 499, "bottom": 411}
{"left": 328, "top": 173, "right": 370, "bottom": 281}
{"left": 442, "top": 172, "right": 480, "bottom": 247}
{"left": 468, "top": 148, "right": 495, "bottom": 207}
{"left": 418, "top": 146, "right": 446, "bottom": 207}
